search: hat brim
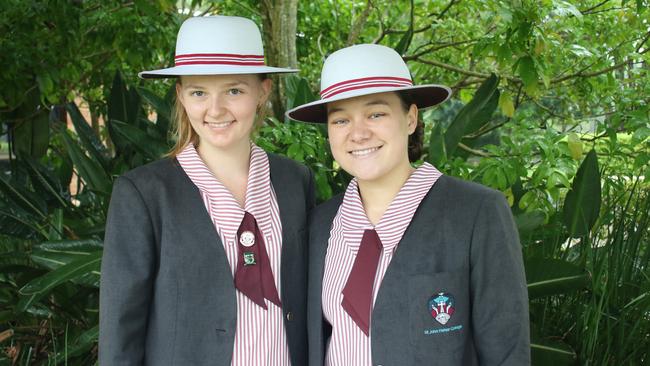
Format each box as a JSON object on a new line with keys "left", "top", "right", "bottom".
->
{"left": 139, "top": 64, "right": 298, "bottom": 79}
{"left": 286, "top": 84, "right": 452, "bottom": 124}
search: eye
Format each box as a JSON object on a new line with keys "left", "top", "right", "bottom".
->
{"left": 369, "top": 112, "right": 386, "bottom": 119}
{"left": 228, "top": 88, "right": 243, "bottom": 96}
{"left": 329, "top": 118, "right": 348, "bottom": 125}
{"left": 190, "top": 90, "right": 205, "bottom": 97}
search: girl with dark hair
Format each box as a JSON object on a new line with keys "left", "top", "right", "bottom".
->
{"left": 287, "top": 44, "right": 530, "bottom": 366}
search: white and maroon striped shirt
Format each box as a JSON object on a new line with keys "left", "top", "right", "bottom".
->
{"left": 322, "top": 163, "right": 442, "bottom": 366}
{"left": 177, "top": 143, "right": 291, "bottom": 366}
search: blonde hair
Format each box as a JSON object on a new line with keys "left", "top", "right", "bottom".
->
{"left": 166, "top": 75, "right": 270, "bottom": 157}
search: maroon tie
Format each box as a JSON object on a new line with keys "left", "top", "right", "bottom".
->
{"left": 234, "top": 211, "right": 281, "bottom": 309}
{"left": 341, "top": 229, "right": 383, "bottom": 336}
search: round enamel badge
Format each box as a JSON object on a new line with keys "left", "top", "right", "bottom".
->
{"left": 239, "top": 231, "right": 255, "bottom": 247}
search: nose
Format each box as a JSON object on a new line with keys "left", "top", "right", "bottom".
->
{"left": 206, "top": 95, "right": 225, "bottom": 118}
{"left": 349, "top": 118, "right": 371, "bottom": 143}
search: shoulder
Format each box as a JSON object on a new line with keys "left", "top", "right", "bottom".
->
{"left": 120, "top": 158, "right": 181, "bottom": 185}
{"left": 114, "top": 158, "right": 188, "bottom": 199}
{"left": 267, "top": 152, "right": 313, "bottom": 191}
{"left": 311, "top": 193, "right": 344, "bottom": 224}
{"left": 432, "top": 175, "right": 506, "bottom": 208}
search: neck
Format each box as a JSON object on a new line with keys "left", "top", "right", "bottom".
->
{"left": 357, "top": 160, "right": 415, "bottom": 226}
{"left": 196, "top": 140, "right": 251, "bottom": 184}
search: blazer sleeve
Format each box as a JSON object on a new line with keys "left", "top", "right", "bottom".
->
{"left": 469, "top": 190, "right": 530, "bottom": 365}
{"left": 99, "top": 176, "right": 156, "bottom": 365}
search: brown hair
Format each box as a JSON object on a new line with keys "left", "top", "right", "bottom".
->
{"left": 396, "top": 92, "right": 425, "bottom": 162}
{"left": 166, "top": 74, "right": 270, "bottom": 157}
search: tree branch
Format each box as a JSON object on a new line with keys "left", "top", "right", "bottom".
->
{"left": 403, "top": 38, "right": 479, "bottom": 61}
{"left": 347, "top": 0, "right": 373, "bottom": 46}
{"left": 580, "top": 0, "right": 610, "bottom": 14}
{"left": 457, "top": 142, "right": 493, "bottom": 157}
{"left": 431, "top": 0, "right": 459, "bottom": 19}
{"left": 551, "top": 59, "right": 634, "bottom": 84}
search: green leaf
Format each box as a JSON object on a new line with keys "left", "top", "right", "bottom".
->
{"left": 553, "top": 1, "right": 583, "bottom": 19}
{"left": 108, "top": 71, "right": 141, "bottom": 126}
{"left": 22, "top": 156, "right": 69, "bottom": 209}
{"left": 562, "top": 149, "right": 601, "bottom": 237}
{"left": 517, "top": 55, "right": 539, "bottom": 95}
{"left": 428, "top": 120, "right": 446, "bottom": 166}
{"left": 444, "top": 73, "right": 499, "bottom": 157}
{"left": 394, "top": 0, "right": 414, "bottom": 55}
{"left": 13, "top": 108, "right": 50, "bottom": 159}
{"left": 0, "top": 175, "right": 47, "bottom": 219}
{"left": 525, "top": 257, "right": 591, "bottom": 298}
{"left": 60, "top": 130, "right": 112, "bottom": 194}
{"left": 111, "top": 120, "right": 169, "bottom": 160}
{"left": 137, "top": 86, "right": 172, "bottom": 135}
{"left": 31, "top": 239, "right": 103, "bottom": 270}
{"left": 566, "top": 133, "right": 582, "bottom": 160}
{"left": 53, "top": 325, "right": 99, "bottom": 363}
{"left": 531, "top": 335, "right": 577, "bottom": 365}
{"left": 514, "top": 210, "right": 546, "bottom": 234}
{"left": 66, "top": 103, "right": 109, "bottom": 169}
{"left": 285, "top": 75, "right": 317, "bottom": 114}
{"left": 19, "top": 251, "right": 102, "bottom": 296}
{"left": 498, "top": 90, "right": 515, "bottom": 117}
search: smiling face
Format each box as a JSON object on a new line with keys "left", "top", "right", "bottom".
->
{"left": 176, "top": 74, "right": 271, "bottom": 155}
{"left": 326, "top": 92, "right": 418, "bottom": 185}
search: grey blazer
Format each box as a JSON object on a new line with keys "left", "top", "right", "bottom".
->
{"left": 99, "top": 154, "right": 314, "bottom": 366}
{"left": 308, "top": 175, "right": 530, "bottom": 365}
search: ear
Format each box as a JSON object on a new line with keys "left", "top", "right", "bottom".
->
{"left": 259, "top": 78, "right": 273, "bottom": 104}
{"left": 406, "top": 103, "right": 418, "bottom": 135}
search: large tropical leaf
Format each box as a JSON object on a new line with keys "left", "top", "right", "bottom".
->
{"left": 427, "top": 119, "right": 447, "bottom": 166}
{"left": 110, "top": 120, "right": 169, "bottom": 160}
{"left": 284, "top": 75, "right": 317, "bottom": 115}
{"left": 31, "top": 239, "right": 103, "bottom": 271}
{"left": 562, "top": 149, "right": 601, "bottom": 237}
{"left": 52, "top": 325, "right": 99, "bottom": 364}
{"left": 443, "top": 74, "right": 499, "bottom": 157}
{"left": 66, "top": 103, "right": 109, "bottom": 170}
{"left": 60, "top": 130, "right": 112, "bottom": 194}
{"left": 108, "top": 71, "right": 141, "bottom": 126}
{"left": 0, "top": 174, "right": 47, "bottom": 219}
{"left": 531, "top": 336, "right": 577, "bottom": 366}
{"left": 525, "top": 257, "right": 591, "bottom": 298}
{"left": 17, "top": 250, "right": 102, "bottom": 312}
{"left": 394, "top": 0, "right": 414, "bottom": 55}
{"left": 137, "top": 86, "right": 172, "bottom": 135}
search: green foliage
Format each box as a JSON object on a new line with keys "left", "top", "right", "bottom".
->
{"left": 0, "top": 0, "right": 648, "bottom": 364}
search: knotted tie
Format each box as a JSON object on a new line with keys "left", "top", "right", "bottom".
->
{"left": 234, "top": 211, "right": 281, "bottom": 309}
{"left": 341, "top": 229, "right": 383, "bottom": 336}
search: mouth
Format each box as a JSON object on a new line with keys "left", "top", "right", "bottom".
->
{"left": 204, "top": 120, "right": 234, "bottom": 129}
{"left": 348, "top": 145, "right": 382, "bottom": 157}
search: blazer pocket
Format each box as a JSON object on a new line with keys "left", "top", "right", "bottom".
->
{"left": 407, "top": 268, "right": 470, "bottom": 363}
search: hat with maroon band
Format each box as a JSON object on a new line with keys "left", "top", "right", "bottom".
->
{"left": 286, "top": 44, "right": 451, "bottom": 123}
{"left": 139, "top": 16, "right": 297, "bottom": 79}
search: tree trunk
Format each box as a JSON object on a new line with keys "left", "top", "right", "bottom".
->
{"left": 259, "top": 0, "right": 298, "bottom": 120}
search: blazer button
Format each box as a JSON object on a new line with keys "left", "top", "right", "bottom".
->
{"left": 286, "top": 311, "right": 294, "bottom": 321}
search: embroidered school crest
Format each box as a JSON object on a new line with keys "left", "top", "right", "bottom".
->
{"left": 429, "top": 292, "right": 455, "bottom": 325}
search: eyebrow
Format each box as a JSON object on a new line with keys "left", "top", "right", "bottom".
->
{"left": 327, "top": 99, "right": 390, "bottom": 115}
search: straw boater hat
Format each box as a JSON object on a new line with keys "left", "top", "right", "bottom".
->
{"left": 286, "top": 44, "right": 451, "bottom": 123}
{"left": 139, "top": 16, "right": 297, "bottom": 78}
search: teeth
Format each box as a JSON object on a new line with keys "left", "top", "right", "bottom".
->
{"left": 205, "top": 121, "right": 233, "bottom": 128}
{"left": 350, "top": 147, "right": 380, "bottom": 156}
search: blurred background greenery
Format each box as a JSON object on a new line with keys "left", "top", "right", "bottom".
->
{"left": 0, "top": 0, "right": 648, "bottom": 365}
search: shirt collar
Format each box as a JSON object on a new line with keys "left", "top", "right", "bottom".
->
{"left": 339, "top": 162, "right": 442, "bottom": 253}
{"left": 176, "top": 142, "right": 272, "bottom": 222}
